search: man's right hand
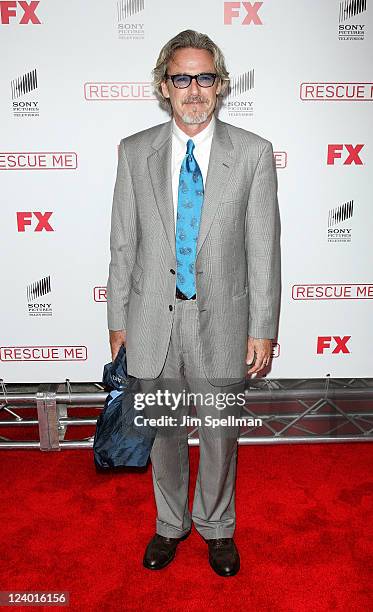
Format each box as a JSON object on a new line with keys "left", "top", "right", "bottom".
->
{"left": 109, "top": 329, "right": 127, "bottom": 361}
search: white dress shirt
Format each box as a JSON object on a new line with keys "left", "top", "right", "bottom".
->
{"left": 171, "top": 114, "right": 215, "bottom": 229}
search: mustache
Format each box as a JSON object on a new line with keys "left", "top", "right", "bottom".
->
{"left": 182, "top": 95, "right": 207, "bottom": 104}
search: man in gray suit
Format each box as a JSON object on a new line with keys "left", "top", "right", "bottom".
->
{"left": 107, "top": 30, "right": 281, "bottom": 576}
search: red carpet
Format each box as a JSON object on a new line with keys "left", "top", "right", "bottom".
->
{"left": 1, "top": 444, "right": 372, "bottom": 611}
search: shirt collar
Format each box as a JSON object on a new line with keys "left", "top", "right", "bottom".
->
{"left": 172, "top": 114, "right": 216, "bottom": 147}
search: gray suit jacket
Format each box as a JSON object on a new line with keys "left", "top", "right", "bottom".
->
{"left": 107, "top": 116, "right": 281, "bottom": 384}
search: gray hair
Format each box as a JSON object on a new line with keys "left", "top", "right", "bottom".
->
{"left": 152, "top": 29, "right": 230, "bottom": 110}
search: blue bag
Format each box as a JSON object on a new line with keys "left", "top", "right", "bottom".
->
{"left": 93, "top": 344, "right": 155, "bottom": 469}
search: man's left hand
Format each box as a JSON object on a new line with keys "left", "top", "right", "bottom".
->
{"left": 246, "top": 336, "right": 273, "bottom": 374}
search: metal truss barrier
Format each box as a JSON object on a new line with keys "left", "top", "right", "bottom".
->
{"left": 0, "top": 378, "right": 372, "bottom": 450}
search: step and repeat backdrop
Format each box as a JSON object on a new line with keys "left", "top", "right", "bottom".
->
{"left": 0, "top": 0, "right": 372, "bottom": 382}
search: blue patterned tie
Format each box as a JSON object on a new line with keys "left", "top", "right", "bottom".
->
{"left": 175, "top": 139, "right": 204, "bottom": 298}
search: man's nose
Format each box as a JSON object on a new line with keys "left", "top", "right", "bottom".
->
{"left": 189, "top": 77, "right": 201, "bottom": 95}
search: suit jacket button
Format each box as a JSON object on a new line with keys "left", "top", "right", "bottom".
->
{"left": 169, "top": 305, "right": 173, "bottom": 311}
{"left": 170, "top": 268, "right": 175, "bottom": 274}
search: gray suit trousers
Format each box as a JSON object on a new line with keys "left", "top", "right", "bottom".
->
{"left": 139, "top": 297, "right": 245, "bottom": 539}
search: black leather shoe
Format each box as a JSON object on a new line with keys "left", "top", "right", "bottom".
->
{"left": 143, "top": 531, "right": 190, "bottom": 570}
{"left": 206, "top": 538, "right": 240, "bottom": 577}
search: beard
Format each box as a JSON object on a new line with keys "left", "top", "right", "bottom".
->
{"left": 180, "top": 94, "right": 211, "bottom": 125}
{"left": 181, "top": 110, "right": 209, "bottom": 124}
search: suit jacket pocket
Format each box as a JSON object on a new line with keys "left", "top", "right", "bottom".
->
{"left": 232, "top": 286, "right": 249, "bottom": 300}
{"left": 219, "top": 200, "right": 243, "bottom": 219}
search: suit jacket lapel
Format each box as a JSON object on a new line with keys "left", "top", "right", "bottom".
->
{"left": 196, "top": 118, "right": 235, "bottom": 257}
{"left": 147, "top": 120, "right": 175, "bottom": 257}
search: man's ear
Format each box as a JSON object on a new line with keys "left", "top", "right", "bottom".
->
{"left": 160, "top": 80, "right": 170, "bottom": 99}
{"left": 216, "top": 78, "right": 222, "bottom": 96}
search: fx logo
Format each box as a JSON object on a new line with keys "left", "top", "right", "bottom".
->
{"left": 224, "top": 2, "right": 263, "bottom": 25}
{"left": 317, "top": 336, "right": 351, "bottom": 354}
{"left": 0, "top": 1, "right": 40, "bottom": 24}
{"left": 17, "top": 212, "right": 53, "bottom": 232}
{"left": 327, "top": 144, "right": 364, "bottom": 165}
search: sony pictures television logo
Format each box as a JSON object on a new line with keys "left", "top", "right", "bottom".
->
{"left": 27, "top": 275, "right": 52, "bottom": 317}
{"left": 11, "top": 68, "right": 39, "bottom": 118}
{"left": 338, "top": 0, "right": 367, "bottom": 41}
{"left": 328, "top": 199, "right": 353, "bottom": 243}
{"left": 117, "top": 0, "right": 145, "bottom": 40}
{"left": 225, "top": 69, "right": 255, "bottom": 118}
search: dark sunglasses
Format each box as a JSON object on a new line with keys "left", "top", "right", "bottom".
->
{"left": 165, "top": 73, "right": 218, "bottom": 89}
